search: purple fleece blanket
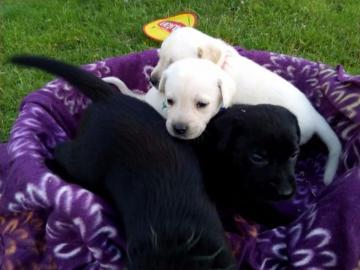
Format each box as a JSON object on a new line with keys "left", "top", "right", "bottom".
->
{"left": 0, "top": 48, "right": 359, "bottom": 270}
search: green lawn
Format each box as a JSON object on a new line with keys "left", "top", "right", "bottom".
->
{"left": 1, "top": 0, "right": 359, "bottom": 140}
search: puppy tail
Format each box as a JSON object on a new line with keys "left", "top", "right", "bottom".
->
{"left": 102, "top": 76, "right": 146, "bottom": 101}
{"left": 10, "top": 55, "right": 114, "bottom": 102}
{"left": 314, "top": 114, "right": 342, "bottom": 185}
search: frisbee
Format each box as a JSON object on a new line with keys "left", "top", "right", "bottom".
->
{"left": 143, "top": 11, "right": 199, "bottom": 42}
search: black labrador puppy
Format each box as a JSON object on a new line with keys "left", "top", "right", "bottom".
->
{"left": 193, "top": 104, "right": 300, "bottom": 228}
{"left": 11, "top": 56, "right": 236, "bottom": 270}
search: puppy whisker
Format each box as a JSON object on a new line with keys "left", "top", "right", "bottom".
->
{"left": 184, "top": 230, "right": 196, "bottom": 248}
{"left": 185, "top": 230, "right": 203, "bottom": 251}
{"left": 173, "top": 230, "right": 203, "bottom": 254}
{"left": 149, "top": 224, "right": 159, "bottom": 250}
{"left": 126, "top": 241, "right": 133, "bottom": 265}
{"left": 191, "top": 246, "right": 224, "bottom": 262}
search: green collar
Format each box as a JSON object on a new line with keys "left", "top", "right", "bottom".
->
{"left": 162, "top": 100, "right": 167, "bottom": 111}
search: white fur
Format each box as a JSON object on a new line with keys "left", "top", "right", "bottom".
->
{"left": 102, "top": 58, "right": 236, "bottom": 140}
{"left": 158, "top": 59, "right": 236, "bottom": 139}
{"left": 150, "top": 27, "right": 342, "bottom": 185}
{"left": 102, "top": 76, "right": 166, "bottom": 118}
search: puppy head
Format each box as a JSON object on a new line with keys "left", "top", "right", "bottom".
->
{"left": 151, "top": 27, "right": 227, "bottom": 87}
{"left": 208, "top": 104, "right": 300, "bottom": 202}
{"left": 159, "top": 58, "right": 236, "bottom": 140}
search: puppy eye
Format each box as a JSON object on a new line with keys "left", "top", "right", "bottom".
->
{"left": 167, "top": 98, "right": 175, "bottom": 106}
{"left": 196, "top": 101, "right": 209, "bottom": 109}
{"left": 168, "top": 59, "right": 174, "bottom": 65}
{"left": 290, "top": 150, "right": 299, "bottom": 159}
{"left": 249, "top": 153, "right": 269, "bottom": 167}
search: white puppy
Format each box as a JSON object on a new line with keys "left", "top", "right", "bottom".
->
{"left": 103, "top": 58, "right": 235, "bottom": 140}
{"left": 157, "top": 59, "right": 236, "bottom": 140}
{"left": 150, "top": 27, "right": 342, "bottom": 185}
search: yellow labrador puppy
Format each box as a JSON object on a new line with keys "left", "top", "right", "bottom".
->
{"left": 103, "top": 58, "right": 236, "bottom": 140}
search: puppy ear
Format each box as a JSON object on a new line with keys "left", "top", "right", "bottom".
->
{"left": 291, "top": 114, "right": 301, "bottom": 143}
{"left": 197, "top": 41, "right": 226, "bottom": 65}
{"left": 158, "top": 71, "right": 168, "bottom": 93}
{"left": 203, "top": 113, "right": 236, "bottom": 153}
{"left": 218, "top": 75, "right": 236, "bottom": 108}
{"left": 209, "top": 113, "right": 234, "bottom": 152}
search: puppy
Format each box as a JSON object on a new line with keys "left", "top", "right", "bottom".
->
{"left": 150, "top": 27, "right": 342, "bottom": 185}
{"left": 11, "top": 56, "right": 236, "bottom": 270}
{"left": 103, "top": 58, "right": 236, "bottom": 141}
{"left": 192, "top": 104, "right": 300, "bottom": 228}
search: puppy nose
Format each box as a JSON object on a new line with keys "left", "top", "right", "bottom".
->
{"left": 269, "top": 179, "right": 296, "bottom": 200}
{"left": 172, "top": 123, "right": 188, "bottom": 136}
{"left": 150, "top": 75, "right": 159, "bottom": 87}
{"left": 277, "top": 183, "right": 295, "bottom": 198}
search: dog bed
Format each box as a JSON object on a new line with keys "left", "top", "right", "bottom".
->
{"left": 0, "top": 48, "right": 359, "bottom": 270}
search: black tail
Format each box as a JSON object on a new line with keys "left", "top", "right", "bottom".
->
{"left": 10, "top": 55, "right": 115, "bottom": 101}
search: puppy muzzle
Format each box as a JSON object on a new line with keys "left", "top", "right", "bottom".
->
{"left": 268, "top": 176, "right": 296, "bottom": 201}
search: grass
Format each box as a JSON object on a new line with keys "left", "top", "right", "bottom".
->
{"left": 1, "top": 0, "right": 359, "bottom": 141}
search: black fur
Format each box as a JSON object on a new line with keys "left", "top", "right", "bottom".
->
{"left": 193, "top": 104, "right": 300, "bottom": 228}
{"left": 11, "top": 55, "right": 236, "bottom": 270}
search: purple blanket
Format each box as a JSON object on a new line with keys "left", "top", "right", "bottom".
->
{"left": 0, "top": 48, "right": 359, "bottom": 269}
